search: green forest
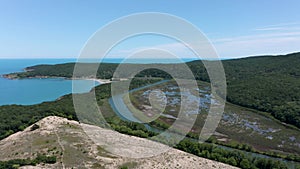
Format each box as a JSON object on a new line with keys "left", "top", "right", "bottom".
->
{"left": 6, "top": 52, "right": 300, "bottom": 129}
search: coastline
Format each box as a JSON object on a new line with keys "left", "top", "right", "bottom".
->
{"left": 2, "top": 74, "right": 112, "bottom": 84}
{"left": 72, "top": 78, "right": 111, "bottom": 84}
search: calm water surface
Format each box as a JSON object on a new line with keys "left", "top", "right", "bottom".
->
{"left": 0, "top": 59, "right": 97, "bottom": 106}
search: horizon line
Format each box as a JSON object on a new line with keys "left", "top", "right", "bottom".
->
{"left": 0, "top": 51, "right": 299, "bottom": 60}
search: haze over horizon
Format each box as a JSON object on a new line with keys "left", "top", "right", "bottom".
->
{"left": 0, "top": 0, "right": 300, "bottom": 59}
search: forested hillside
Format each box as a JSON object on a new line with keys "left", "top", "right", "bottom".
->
{"left": 4, "top": 52, "right": 300, "bottom": 128}
{"left": 223, "top": 53, "right": 300, "bottom": 128}
{"left": 190, "top": 52, "right": 300, "bottom": 128}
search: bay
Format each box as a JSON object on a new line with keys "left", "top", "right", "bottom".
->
{"left": 0, "top": 58, "right": 196, "bottom": 106}
{"left": 0, "top": 59, "right": 97, "bottom": 106}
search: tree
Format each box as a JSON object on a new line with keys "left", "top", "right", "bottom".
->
{"left": 226, "top": 157, "right": 237, "bottom": 166}
{"left": 240, "top": 159, "right": 251, "bottom": 169}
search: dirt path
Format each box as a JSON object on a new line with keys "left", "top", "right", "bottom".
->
{"left": 54, "top": 130, "right": 65, "bottom": 169}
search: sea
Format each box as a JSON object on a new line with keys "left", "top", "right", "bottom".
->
{"left": 0, "top": 58, "right": 196, "bottom": 106}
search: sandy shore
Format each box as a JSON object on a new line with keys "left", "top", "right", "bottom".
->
{"left": 84, "top": 78, "right": 111, "bottom": 84}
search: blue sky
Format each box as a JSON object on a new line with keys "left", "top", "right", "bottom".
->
{"left": 0, "top": 0, "right": 300, "bottom": 59}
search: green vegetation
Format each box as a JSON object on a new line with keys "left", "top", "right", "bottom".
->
{"left": 6, "top": 62, "right": 118, "bottom": 79}
{"left": 0, "top": 154, "right": 56, "bottom": 169}
{"left": 107, "top": 113, "right": 157, "bottom": 138}
{"left": 222, "top": 53, "right": 300, "bottom": 130}
{"left": 5, "top": 52, "right": 300, "bottom": 129}
{"left": 2, "top": 52, "right": 300, "bottom": 168}
{"left": 1, "top": 78, "right": 298, "bottom": 168}
{"left": 190, "top": 52, "right": 300, "bottom": 130}
{"left": 176, "top": 139, "right": 292, "bottom": 169}
{"left": 0, "top": 94, "right": 76, "bottom": 140}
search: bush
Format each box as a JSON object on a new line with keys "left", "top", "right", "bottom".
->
{"left": 30, "top": 124, "right": 40, "bottom": 131}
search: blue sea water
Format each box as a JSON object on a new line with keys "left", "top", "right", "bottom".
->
{"left": 0, "top": 58, "right": 196, "bottom": 106}
{"left": 0, "top": 59, "right": 95, "bottom": 106}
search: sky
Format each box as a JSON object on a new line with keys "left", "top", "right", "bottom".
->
{"left": 0, "top": 0, "right": 300, "bottom": 59}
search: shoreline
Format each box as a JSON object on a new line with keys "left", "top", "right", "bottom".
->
{"left": 2, "top": 74, "right": 112, "bottom": 84}
{"left": 72, "top": 78, "right": 111, "bottom": 84}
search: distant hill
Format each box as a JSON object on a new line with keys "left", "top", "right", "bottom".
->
{"left": 4, "top": 52, "right": 300, "bottom": 129}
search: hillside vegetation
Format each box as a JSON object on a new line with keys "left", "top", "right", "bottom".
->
{"left": 5, "top": 52, "right": 300, "bottom": 128}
